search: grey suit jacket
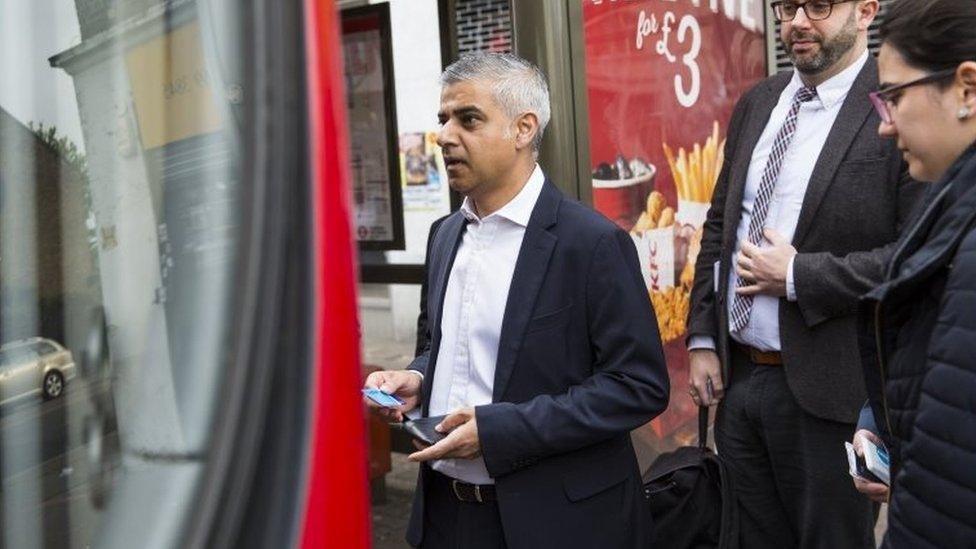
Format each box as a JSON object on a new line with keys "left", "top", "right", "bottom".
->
{"left": 688, "top": 56, "right": 924, "bottom": 423}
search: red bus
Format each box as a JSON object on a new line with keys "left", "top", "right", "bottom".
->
{"left": 0, "top": 0, "right": 370, "bottom": 546}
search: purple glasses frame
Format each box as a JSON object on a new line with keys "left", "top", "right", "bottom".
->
{"left": 869, "top": 68, "right": 958, "bottom": 125}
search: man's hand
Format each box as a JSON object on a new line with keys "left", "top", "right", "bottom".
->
{"left": 363, "top": 369, "right": 422, "bottom": 422}
{"left": 688, "top": 349, "right": 724, "bottom": 406}
{"left": 851, "top": 429, "right": 890, "bottom": 503}
{"left": 408, "top": 407, "right": 482, "bottom": 462}
{"left": 735, "top": 228, "right": 796, "bottom": 298}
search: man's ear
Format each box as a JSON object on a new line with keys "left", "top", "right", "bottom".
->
{"left": 513, "top": 112, "right": 540, "bottom": 151}
{"left": 856, "top": 0, "right": 879, "bottom": 32}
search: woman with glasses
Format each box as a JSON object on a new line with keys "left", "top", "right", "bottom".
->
{"left": 852, "top": 0, "right": 976, "bottom": 546}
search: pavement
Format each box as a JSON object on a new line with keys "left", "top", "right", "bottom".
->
{"left": 363, "top": 332, "right": 418, "bottom": 549}
{"left": 371, "top": 453, "right": 418, "bottom": 549}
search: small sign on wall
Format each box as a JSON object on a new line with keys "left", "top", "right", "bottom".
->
{"left": 342, "top": 3, "right": 406, "bottom": 251}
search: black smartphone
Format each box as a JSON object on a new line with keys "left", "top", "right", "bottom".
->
{"left": 397, "top": 415, "right": 448, "bottom": 446}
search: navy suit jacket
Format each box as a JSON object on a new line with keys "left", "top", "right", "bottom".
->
{"left": 406, "top": 180, "right": 670, "bottom": 549}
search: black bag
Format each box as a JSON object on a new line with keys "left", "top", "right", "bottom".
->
{"left": 643, "top": 406, "right": 738, "bottom": 549}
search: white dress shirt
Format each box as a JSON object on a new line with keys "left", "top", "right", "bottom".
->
{"left": 427, "top": 164, "right": 545, "bottom": 484}
{"left": 691, "top": 51, "right": 868, "bottom": 352}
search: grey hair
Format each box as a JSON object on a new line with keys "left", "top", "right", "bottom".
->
{"left": 441, "top": 52, "right": 551, "bottom": 151}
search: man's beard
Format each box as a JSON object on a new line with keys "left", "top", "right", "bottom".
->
{"left": 787, "top": 10, "right": 858, "bottom": 75}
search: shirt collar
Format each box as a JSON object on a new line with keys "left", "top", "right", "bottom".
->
{"left": 786, "top": 49, "right": 869, "bottom": 110}
{"left": 460, "top": 163, "right": 545, "bottom": 227}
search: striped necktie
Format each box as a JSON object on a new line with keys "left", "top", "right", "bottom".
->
{"left": 729, "top": 85, "right": 818, "bottom": 333}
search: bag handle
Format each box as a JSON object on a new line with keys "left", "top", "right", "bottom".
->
{"left": 698, "top": 405, "right": 709, "bottom": 449}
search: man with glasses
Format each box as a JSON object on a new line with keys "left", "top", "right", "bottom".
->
{"left": 687, "top": 1, "right": 922, "bottom": 547}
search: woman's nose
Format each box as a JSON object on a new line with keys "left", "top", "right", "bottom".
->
{"left": 878, "top": 119, "right": 897, "bottom": 139}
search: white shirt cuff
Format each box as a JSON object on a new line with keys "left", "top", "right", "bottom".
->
{"left": 407, "top": 369, "right": 424, "bottom": 381}
{"left": 786, "top": 255, "right": 798, "bottom": 302}
{"left": 688, "top": 335, "right": 717, "bottom": 351}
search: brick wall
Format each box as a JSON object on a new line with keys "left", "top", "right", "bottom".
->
{"left": 455, "top": 0, "right": 512, "bottom": 55}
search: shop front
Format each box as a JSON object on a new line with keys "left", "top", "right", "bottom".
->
{"left": 343, "top": 0, "right": 892, "bottom": 545}
{"left": 344, "top": 0, "right": 769, "bottom": 477}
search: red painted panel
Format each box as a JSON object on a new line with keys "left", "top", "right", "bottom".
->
{"left": 301, "top": 0, "right": 371, "bottom": 547}
{"left": 581, "top": 0, "right": 767, "bottom": 448}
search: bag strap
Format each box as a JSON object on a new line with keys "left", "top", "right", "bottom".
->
{"left": 698, "top": 405, "right": 709, "bottom": 449}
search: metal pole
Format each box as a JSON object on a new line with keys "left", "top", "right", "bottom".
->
{"left": 509, "top": 0, "right": 591, "bottom": 204}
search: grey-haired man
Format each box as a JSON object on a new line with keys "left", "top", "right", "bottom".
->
{"left": 687, "top": 1, "right": 922, "bottom": 547}
{"left": 365, "top": 53, "right": 670, "bottom": 548}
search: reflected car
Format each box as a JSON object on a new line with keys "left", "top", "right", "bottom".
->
{"left": 0, "top": 337, "right": 76, "bottom": 406}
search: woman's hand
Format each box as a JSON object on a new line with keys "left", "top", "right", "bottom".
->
{"left": 851, "top": 429, "right": 890, "bottom": 503}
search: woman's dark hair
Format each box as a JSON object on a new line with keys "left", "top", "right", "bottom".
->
{"left": 880, "top": 0, "right": 976, "bottom": 74}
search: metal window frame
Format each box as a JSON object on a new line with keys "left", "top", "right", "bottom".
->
{"left": 342, "top": 3, "right": 407, "bottom": 252}
{"left": 355, "top": 0, "right": 463, "bottom": 285}
{"left": 509, "top": 0, "right": 591, "bottom": 203}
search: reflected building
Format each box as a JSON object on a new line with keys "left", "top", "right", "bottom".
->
{"left": 49, "top": 0, "right": 243, "bottom": 453}
{"left": 0, "top": 107, "right": 101, "bottom": 357}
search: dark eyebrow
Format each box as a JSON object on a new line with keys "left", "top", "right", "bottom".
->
{"left": 439, "top": 105, "right": 485, "bottom": 120}
{"left": 455, "top": 106, "right": 485, "bottom": 118}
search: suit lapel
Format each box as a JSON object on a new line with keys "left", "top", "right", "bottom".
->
{"left": 792, "top": 57, "right": 878, "bottom": 245}
{"left": 718, "top": 73, "right": 792, "bottom": 301}
{"left": 421, "top": 212, "right": 466, "bottom": 412}
{"left": 492, "top": 181, "right": 560, "bottom": 402}
{"left": 723, "top": 73, "right": 793, "bottom": 253}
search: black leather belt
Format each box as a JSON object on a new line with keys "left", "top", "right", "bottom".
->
{"left": 451, "top": 479, "right": 496, "bottom": 503}
{"left": 433, "top": 471, "right": 497, "bottom": 503}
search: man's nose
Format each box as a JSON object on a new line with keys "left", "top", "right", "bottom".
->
{"left": 791, "top": 6, "right": 813, "bottom": 28}
{"left": 437, "top": 123, "right": 456, "bottom": 149}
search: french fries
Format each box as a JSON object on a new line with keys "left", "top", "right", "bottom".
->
{"left": 643, "top": 124, "right": 727, "bottom": 341}
{"left": 663, "top": 121, "right": 726, "bottom": 204}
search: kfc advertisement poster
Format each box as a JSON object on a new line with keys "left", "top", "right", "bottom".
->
{"left": 582, "top": 0, "right": 767, "bottom": 453}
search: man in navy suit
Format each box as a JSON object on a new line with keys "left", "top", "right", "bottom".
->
{"left": 365, "top": 52, "right": 670, "bottom": 549}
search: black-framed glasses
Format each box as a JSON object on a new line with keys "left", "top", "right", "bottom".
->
{"left": 869, "top": 68, "right": 958, "bottom": 124}
{"left": 771, "top": 0, "right": 855, "bottom": 22}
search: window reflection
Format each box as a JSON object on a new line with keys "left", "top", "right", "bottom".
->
{"left": 1, "top": 1, "right": 245, "bottom": 546}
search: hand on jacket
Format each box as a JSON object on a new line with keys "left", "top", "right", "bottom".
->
{"left": 689, "top": 349, "right": 724, "bottom": 406}
{"left": 851, "top": 429, "right": 890, "bottom": 503}
{"left": 735, "top": 229, "right": 796, "bottom": 298}
{"left": 363, "top": 369, "right": 422, "bottom": 422}
{"left": 408, "top": 407, "right": 482, "bottom": 462}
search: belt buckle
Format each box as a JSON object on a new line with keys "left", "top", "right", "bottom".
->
{"left": 451, "top": 479, "right": 483, "bottom": 503}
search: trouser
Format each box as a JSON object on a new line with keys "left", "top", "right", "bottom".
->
{"left": 715, "top": 346, "right": 878, "bottom": 549}
{"left": 417, "top": 470, "right": 507, "bottom": 549}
